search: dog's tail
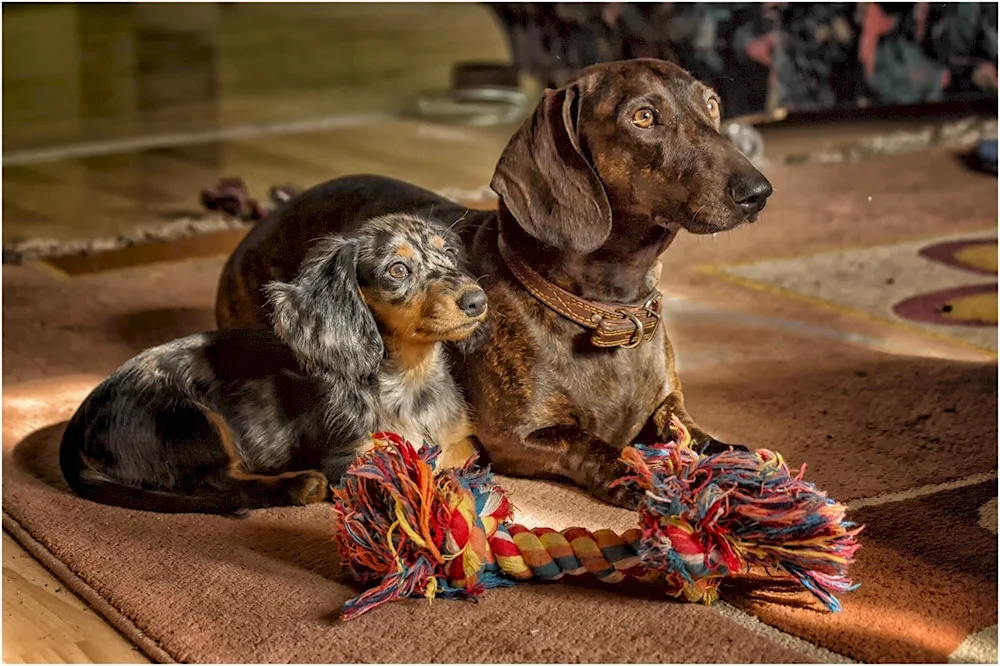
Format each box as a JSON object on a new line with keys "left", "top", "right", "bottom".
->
{"left": 59, "top": 424, "right": 244, "bottom": 516}
{"left": 62, "top": 471, "right": 245, "bottom": 516}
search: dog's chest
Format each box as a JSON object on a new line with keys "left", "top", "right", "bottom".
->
{"left": 552, "top": 329, "right": 670, "bottom": 445}
{"left": 374, "top": 350, "right": 460, "bottom": 447}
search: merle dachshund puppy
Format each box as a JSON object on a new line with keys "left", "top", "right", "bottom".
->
{"left": 60, "top": 213, "right": 488, "bottom": 514}
{"left": 214, "top": 59, "right": 773, "bottom": 508}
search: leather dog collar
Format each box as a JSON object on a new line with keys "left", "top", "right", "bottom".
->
{"left": 497, "top": 234, "right": 662, "bottom": 349}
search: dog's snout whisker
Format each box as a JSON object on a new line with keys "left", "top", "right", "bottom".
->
{"left": 447, "top": 211, "right": 470, "bottom": 231}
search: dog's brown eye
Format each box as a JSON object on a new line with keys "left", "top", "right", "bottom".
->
{"left": 387, "top": 262, "right": 410, "bottom": 279}
{"left": 631, "top": 108, "right": 655, "bottom": 129}
{"left": 707, "top": 97, "right": 721, "bottom": 120}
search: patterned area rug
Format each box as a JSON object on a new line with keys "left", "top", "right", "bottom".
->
{"left": 708, "top": 231, "right": 999, "bottom": 355}
{"left": 3, "top": 255, "right": 996, "bottom": 663}
{"left": 3, "top": 149, "right": 997, "bottom": 662}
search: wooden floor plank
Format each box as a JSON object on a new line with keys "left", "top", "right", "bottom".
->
{"left": 3, "top": 533, "right": 150, "bottom": 664}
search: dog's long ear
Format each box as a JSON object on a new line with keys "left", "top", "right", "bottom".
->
{"left": 265, "top": 237, "right": 384, "bottom": 378}
{"left": 490, "top": 85, "right": 612, "bottom": 254}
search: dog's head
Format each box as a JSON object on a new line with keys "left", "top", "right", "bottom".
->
{"left": 265, "top": 213, "right": 488, "bottom": 376}
{"left": 491, "top": 58, "right": 773, "bottom": 253}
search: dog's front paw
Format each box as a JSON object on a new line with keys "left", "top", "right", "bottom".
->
{"left": 291, "top": 471, "right": 329, "bottom": 505}
{"left": 588, "top": 461, "right": 644, "bottom": 510}
{"left": 696, "top": 438, "right": 750, "bottom": 455}
{"left": 598, "top": 482, "right": 644, "bottom": 511}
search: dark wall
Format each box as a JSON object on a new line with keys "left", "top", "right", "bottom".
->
{"left": 490, "top": 3, "right": 998, "bottom": 119}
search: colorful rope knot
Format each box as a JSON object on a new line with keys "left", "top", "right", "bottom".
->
{"left": 330, "top": 419, "right": 863, "bottom": 621}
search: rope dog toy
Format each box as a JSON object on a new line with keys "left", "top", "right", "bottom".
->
{"left": 331, "top": 418, "right": 862, "bottom": 620}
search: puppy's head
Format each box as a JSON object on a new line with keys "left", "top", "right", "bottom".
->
{"left": 265, "top": 214, "right": 487, "bottom": 376}
{"left": 491, "top": 58, "right": 773, "bottom": 252}
{"left": 356, "top": 214, "right": 488, "bottom": 349}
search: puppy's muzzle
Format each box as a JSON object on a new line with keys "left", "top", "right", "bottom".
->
{"left": 728, "top": 170, "right": 773, "bottom": 219}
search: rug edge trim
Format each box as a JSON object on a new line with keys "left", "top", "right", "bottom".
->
{"left": 3, "top": 512, "right": 177, "bottom": 664}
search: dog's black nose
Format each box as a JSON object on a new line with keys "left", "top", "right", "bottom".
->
{"left": 458, "top": 289, "right": 487, "bottom": 318}
{"left": 728, "top": 171, "right": 773, "bottom": 216}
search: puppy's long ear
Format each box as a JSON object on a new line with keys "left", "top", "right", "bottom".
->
{"left": 490, "top": 85, "right": 612, "bottom": 254}
{"left": 265, "top": 237, "right": 383, "bottom": 378}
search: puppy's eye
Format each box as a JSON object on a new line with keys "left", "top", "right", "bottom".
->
{"left": 631, "top": 108, "right": 656, "bottom": 129}
{"left": 706, "top": 97, "right": 721, "bottom": 121}
{"left": 387, "top": 262, "right": 410, "bottom": 279}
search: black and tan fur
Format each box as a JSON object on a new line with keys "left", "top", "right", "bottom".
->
{"left": 214, "top": 59, "right": 773, "bottom": 508}
{"left": 59, "top": 213, "right": 488, "bottom": 514}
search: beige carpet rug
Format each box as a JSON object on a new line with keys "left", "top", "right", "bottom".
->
{"left": 3, "top": 149, "right": 997, "bottom": 662}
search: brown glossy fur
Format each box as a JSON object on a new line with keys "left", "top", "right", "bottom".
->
{"left": 215, "top": 59, "right": 772, "bottom": 507}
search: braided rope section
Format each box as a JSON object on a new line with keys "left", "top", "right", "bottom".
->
{"left": 489, "top": 525, "right": 645, "bottom": 583}
{"left": 331, "top": 423, "right": 861, "bottom": 621}
{"left": 486, "top": 524, "right": 727, "bottom": 604}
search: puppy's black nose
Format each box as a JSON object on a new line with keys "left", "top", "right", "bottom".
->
{"left": 458, "top": 289, "right": 487, "bottom": 318}
{"left": 728, "top": 171, "right": 773, "bottom": 216}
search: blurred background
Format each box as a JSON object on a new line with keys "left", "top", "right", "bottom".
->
{"left": 2, "top": 2, "right": 997, "bottom": 256}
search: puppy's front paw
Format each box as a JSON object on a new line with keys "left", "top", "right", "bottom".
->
{"left": 696, "top": 438, "right": 749, "bottom": 455}
{"left": 291, "top": 471, "right": 329, "bottom": 505}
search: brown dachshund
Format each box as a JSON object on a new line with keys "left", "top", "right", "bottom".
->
{"left": 215, "top": 58, "right": 772, "bottom": 508}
